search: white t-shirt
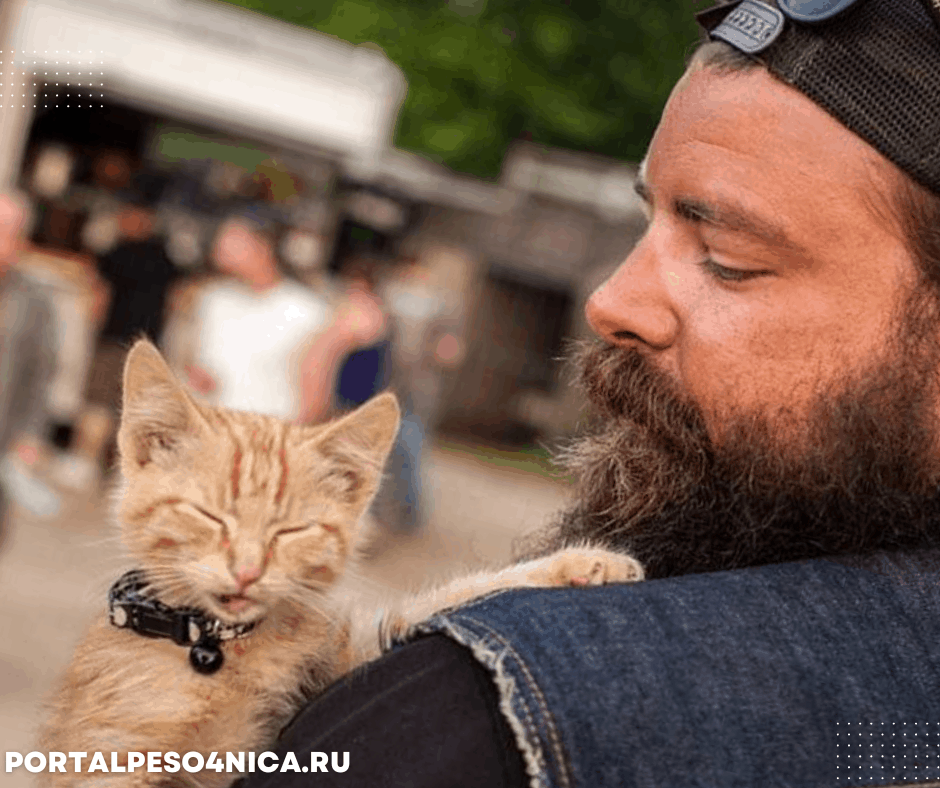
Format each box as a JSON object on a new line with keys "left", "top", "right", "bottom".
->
{"left": 195, "top": 278, "right": 331, "bottom": 420}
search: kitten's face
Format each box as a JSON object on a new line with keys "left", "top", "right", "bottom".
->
{"left": 115, "top": 341, "right": 400, "bottom": 625}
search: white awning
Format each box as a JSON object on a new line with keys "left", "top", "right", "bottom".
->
{"left": 11, "top": 0, "right": 407, "bottom": 159}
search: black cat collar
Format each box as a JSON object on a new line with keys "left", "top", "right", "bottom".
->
{"left": 108, "top": 569, "right": 256, "bottom": 675}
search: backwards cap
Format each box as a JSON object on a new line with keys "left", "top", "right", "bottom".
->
{"left": 696, "top": 0, "right": 940, "bottom": 196}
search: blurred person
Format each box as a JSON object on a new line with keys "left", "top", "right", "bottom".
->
{"left": 161, "top": 267, "right": 226, "bottom": 376}
{"left": 0, "top": 190, "right": 59, "bottom": 523}
{"left": 25, "top": 244, "right": 109, "bottom": 491}
{"left": 239, "top": 2, "right": 940, "bottom": 785}
{"left": 50, "top": 151, "right": 137, "bottom": 479}
{"left": 80, "top": 190, "right": 180, "bottom": 480}
{"left": 182, "top": 211, "right": 367, "bottom": 424}
{"left": 378, "top": 254, "right": 464, "bottom": 533}
{"left": 94, "top": 149, "right": 134, "bottom": 193}
{"left": 95, "top": 194, "right": 178, "bottom": 347}
{"left": 72, "top": 149, "right": 136, "bottom": 255}
{"left": 27, "top": 151, "right": 130, "bottom": 482}
{"left": 331, "top": 254, "right": 414, "bottom": 537}
{"left": 333, "top": 254, "right": 392, "bottom": 413}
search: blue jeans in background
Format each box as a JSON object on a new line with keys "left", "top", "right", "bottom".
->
{"left": 382, "top": 411, "right": 425, "bottom": 533}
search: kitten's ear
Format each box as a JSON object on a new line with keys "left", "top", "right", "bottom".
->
{"left": 118, "top": 339, "right": 209, "bottom": 471}
{"left": 308, "top": 392, "right": 401, "bottom": 510}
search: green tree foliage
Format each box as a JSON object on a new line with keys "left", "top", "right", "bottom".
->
{"left": 218, "top": 0, "right": 702, "bottom": 179}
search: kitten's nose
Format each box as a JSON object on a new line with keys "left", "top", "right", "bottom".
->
{"left": 233, "top": 564, "right": 262, "bottom": 590}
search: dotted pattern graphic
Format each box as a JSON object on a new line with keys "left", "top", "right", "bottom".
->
{"left": 0, "top": 51, "right": 105, "bottom": 108}
{"left": 837, "top": 723, "right": 940, "bottom": 785}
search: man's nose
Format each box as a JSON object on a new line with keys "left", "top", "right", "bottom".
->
{"left": 584, "top": 238, "right": 678, "bottom": 351}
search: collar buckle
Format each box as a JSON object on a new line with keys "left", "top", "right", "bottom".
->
{"left": 108, "top": 569, "right": 254, "bottom": 675}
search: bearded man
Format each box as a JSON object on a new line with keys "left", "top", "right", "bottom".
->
{"left": 243, "top": 1, "right": 940, "bottom": 786}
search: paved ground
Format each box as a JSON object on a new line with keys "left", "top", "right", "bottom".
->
{"left": 0, "top": 444, "right": 568, "bottom": 786}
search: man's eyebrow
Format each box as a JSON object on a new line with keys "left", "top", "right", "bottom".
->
{"left": 632, "top": 174, "right": 810, "bottom": 259}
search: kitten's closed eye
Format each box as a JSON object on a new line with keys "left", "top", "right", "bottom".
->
{"left": 192, "top": 506, "right": 227, "bottom": 527}
{"left": 302, "top": 564, "right": 335, "bottom": 584}
{"left": 174, "top": 504, "right": 229, "bottom": 545}
{"left": 275, "top": 526, "right": 309, "bottom": 537}
{"left": 173, "top": 503, "right": 228, "bottom": 535}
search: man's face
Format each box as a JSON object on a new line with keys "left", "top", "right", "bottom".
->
{"left": 119, "top": 206, "right": 154, "bottom": 241}
{"left": 544, "top": 65, "right": 940, "bottom": 578}
{"left": 96, "top": 151, "right": 132, "bottom": 190}
{"left": 212, "top": 221, "right": 277, "bottom": 289}
{"left": 586, "top": 65, "right": 918, "bottom": 447}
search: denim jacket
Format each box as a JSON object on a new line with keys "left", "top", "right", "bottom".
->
{"left": 407, "top": 550, "right": 940, "bottom": 788}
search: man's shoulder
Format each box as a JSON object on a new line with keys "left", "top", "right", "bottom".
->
{"left": 200, "top": 277, "right": 240, "bottom": 298}
{"left": 414, "top": 549, "right": 940, "bottom": 689}
{"left": 275, "top": 278, "right": 329, "bottom": 307}
{"left": 270, "top": 279, "right": 331, "bottom": 326}
{"left": 469, "top": 549, "right": 940, "bottom": 616}
{"left": 408, "top": 552, "right": 940, "bottom": 788}
{"left": 197, "top": 279, "right": 252, "bottom": 317}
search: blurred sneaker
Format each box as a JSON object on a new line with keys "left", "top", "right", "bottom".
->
{"left": 0, "top": 455, "right": 62, "bottom": 518}
{"left": 49, "top": 452, "right": 101, "bottom": 493}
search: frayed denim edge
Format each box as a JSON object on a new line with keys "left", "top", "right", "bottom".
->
{"left": 411, "top": 613, "right": 570, "bottom": 788}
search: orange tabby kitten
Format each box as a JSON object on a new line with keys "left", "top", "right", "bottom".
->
{"left": 38, "top": 340, "right": 643, "bottom": 787}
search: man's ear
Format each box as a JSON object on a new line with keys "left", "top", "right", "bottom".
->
{"left": 306, "top": 392, "right": 401, "bottom": 512}
{"left": 117, "top": 339, "right": 211, "bottom": 472}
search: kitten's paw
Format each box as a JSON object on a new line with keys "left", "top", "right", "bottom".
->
{"left": 377, "top": 612, "right": 412, "bottom": 651}
{"left": 527, "top": 547, "right": 644, "bottom": 588}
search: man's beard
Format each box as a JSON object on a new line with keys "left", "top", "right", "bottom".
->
{"left": 531, "top": 291, "right": 940, "bottom": 579}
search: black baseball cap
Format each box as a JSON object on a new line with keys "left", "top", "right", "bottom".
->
{"left": 696, "top": 0, "right": 940, "bottom": 196}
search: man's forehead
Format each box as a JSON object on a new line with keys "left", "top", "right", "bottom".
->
{"left": 215, "top": 219, "right": 269, "bottom": 261}
{"left": 632, "top": 65, "right": 912, "bottom": 270}
{"left": 641, "top": 65, "right": 899, "bottom": 207}
{"left": 218, "top": 219, "right": 255, "bottom": 242}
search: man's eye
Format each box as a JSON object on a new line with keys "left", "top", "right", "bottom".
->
{"left": 699, "top": 258, "right": 766, "bottom": 283}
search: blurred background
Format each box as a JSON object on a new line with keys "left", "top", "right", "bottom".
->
{"left": 0, "top": 0, "right": 700, "bottom": 778}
